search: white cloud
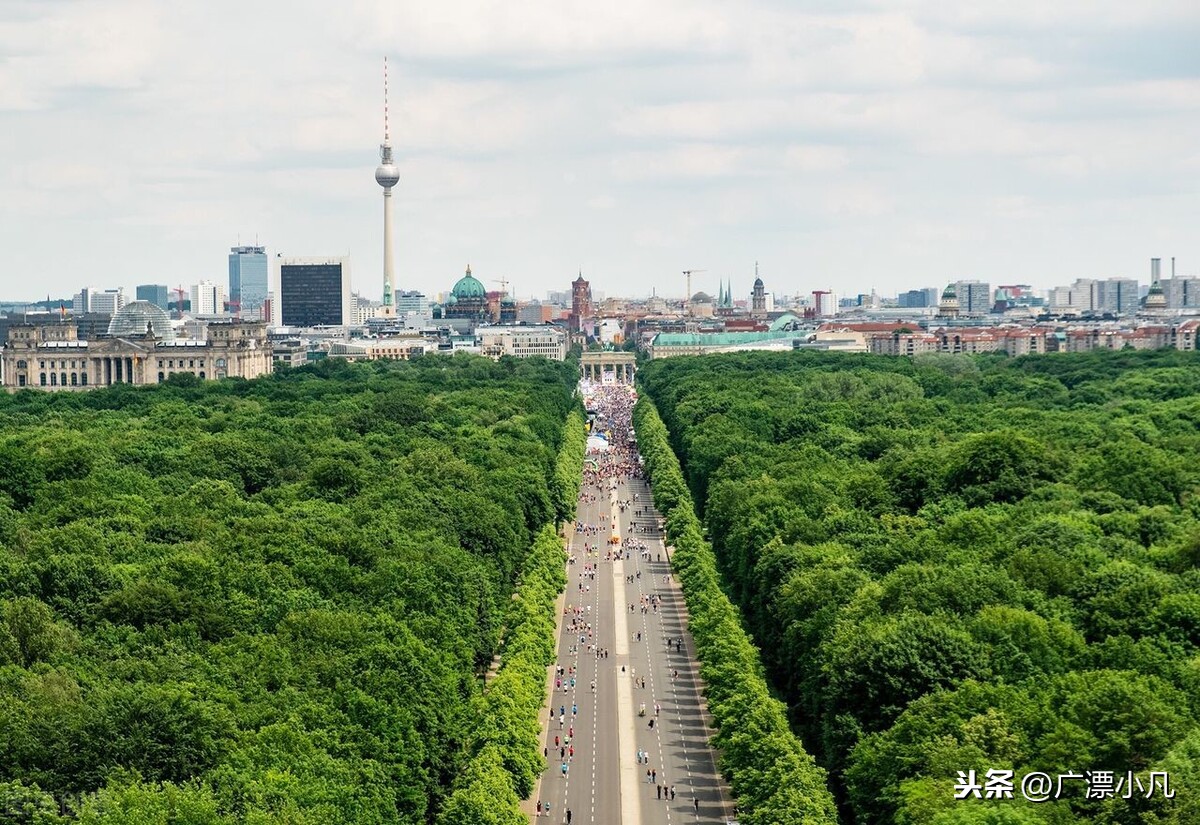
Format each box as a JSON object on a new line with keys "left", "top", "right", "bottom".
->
{"left": 0, "top": 0, "right": 1197, "bottom": 300}
{"left": 783, "top": 145, "right": 851, "bottom": 173}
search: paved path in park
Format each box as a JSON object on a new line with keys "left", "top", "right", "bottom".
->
{"left": 531, "top": 415, "right": 733, "bottom": 824}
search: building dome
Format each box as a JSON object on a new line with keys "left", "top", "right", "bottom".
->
{"left": 445, "top": 293, "right": 458, "bottom": 305}
{"left": 501, "top": 295, "right": 516, "bottom": 307}
{"left": 452, "top": 265, "right": 486, "bottom": 300}
{"left": 753, "top": 277, "right": 764, "bottom": 289}
{"left": 1146, "top": 281, "right": 1167, "bottom": 310}
{"left": 690, "top": 291, "right": 714, "bottom": 304}
{"left": 107, "top": 300, "right": 175, "bottom": 341}
{"left": 941, "top": 284, "right": 958, "bottom": 300}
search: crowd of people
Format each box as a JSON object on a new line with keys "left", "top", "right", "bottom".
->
{"left": 536, "top": 384, "right": 711, "bottom": 821}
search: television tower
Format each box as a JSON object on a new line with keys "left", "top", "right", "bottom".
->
{"left": 375, "top": 57, "right": 400, "bottom": 314}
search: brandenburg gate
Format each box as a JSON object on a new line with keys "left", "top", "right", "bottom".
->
{"left": 580, "top": 351, "right": 637, "bottom": 384}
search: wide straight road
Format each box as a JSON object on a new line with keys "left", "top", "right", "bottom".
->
{"left": 534, "top": 386, "right": 732, "bottom": 825}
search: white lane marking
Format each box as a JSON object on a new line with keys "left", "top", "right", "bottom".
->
{"left": 613, "top": 530, "right": 641, "bottom": 824}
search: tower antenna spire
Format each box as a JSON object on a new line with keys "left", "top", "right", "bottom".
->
{"left": 383, "top": 56, "right": 390, "bottom": 142}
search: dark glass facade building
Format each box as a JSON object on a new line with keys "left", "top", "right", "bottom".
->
{"left": 135, "top": 284, "right": 170, "bottom": 310}
{"left": 280, "top": 261, "right": 348, "bottom": 327}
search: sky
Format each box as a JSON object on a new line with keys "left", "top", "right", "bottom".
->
{"left": 2, "top": 0, "right": 1199, "bottom": 304}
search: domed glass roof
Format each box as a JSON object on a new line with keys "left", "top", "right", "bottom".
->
{"left": 690, "top": 291, "right": 714, "bottom": 303}
{"left": 452, "top": 265, "right": 486, "bottom": 299}
{"left": 107, "top": 301, "right": 175, "bottom": 341}
{"left": 941, "top": 284, "right": 958, "bottom": 299}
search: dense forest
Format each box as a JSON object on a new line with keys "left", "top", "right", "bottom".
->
{"left": 639, "top": 350, "right": 1200, "bottom": 825}
{"left": 0, "top": 356, "right": 578, "bottom": 824}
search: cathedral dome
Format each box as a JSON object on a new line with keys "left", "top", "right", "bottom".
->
{"left": 107, "top": 301, "right": 175, "bottom": 341}
{"left": 452, "top": 265, "right": 486, "bottom": 300}
{"left": 690, "top": 291, "right": 714, "bottom": 304}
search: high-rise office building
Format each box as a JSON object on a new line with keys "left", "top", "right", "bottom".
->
{"left": 136, "top": 284, "right": 170, "bottom": 310}
{"left": 397, "top": 290, "right": 429, "bottom": 316}
{"left": 75, "top": 288, "right": 126, "bottom": 316}
{"left": 1096, "top": 278, "right": 1140, "bottom": 314}
{"left": 897, "top": 288, "right": 940, "bottom": 308}
{"left": 190, "top": 281, "right": 226, "bottom": 316}
{"left": 954, "top": 280, "right": 992, "bottom": 315}
{"left": 73, "top": 287, "right": 121, "bottom": 315}
{"left": 811, "top": 290, "right": 837, "bottom": 317}
{"left": 1050, "top": 279, "right": 1098, "bottom": 313}
{"left": 229, "top": 245, "right": 268, "bottom": 318}
{"left": 1162, "top": 277, "right": 1200, "bottom": 309}
{"left": 278, "top": 257, "right": 352, "bottom": 327}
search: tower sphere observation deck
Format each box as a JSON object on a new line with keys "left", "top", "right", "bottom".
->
{"left": 375, "top": 153, "right": 399, "bottom": 189}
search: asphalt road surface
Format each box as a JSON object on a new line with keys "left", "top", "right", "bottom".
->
{"left": 534, "top": 438, "right": 733, "bottom": 824}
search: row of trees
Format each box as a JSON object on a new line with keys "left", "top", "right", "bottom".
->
{"left": 0, "top": 355, "right": 579, "bottom": 823}
{"left": 639, "top": 350, "right": 1200, "bottom": 824}
{"left": 633, "top": 398, "right": 838, "bottom": 825}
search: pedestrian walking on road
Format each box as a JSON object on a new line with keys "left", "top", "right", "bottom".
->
{"left": 694, "top": 797, "right": 699, "bottom": 813}
{"left": 536, "top": 800, "right": 542, "bottom": 817}
{"left": 671, "top": 786, "right": 676, "bottom": 801}
{"left": 657, "top": 785, "right": 662, "bottom": 799}
{"left": 566, "top": 808, "right": 572, "bottom": 824}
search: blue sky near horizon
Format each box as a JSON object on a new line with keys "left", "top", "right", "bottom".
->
{"left": 1, "top": 0, "right": 1198, "bottom": 303}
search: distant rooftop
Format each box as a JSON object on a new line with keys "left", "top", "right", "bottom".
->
{"left": 653, "top": 330, "right": 807, "bottom": 346}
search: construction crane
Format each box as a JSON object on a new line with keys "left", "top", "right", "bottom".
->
{"left": 682, "top": 269, "right": 706, "bottom": 303}
{"left": 172, "top": 286, "right": 189, "bottom": 320}
{"left": 491, "top": 277, "right": 510, "bottom": 296}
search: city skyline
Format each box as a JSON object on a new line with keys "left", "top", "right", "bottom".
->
{"left": 2, "top": 1, "right": 1199, "bottom": 302}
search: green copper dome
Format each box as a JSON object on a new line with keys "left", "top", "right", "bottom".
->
{"left": 452, "top": 265, "right": 486, "bottom": 300}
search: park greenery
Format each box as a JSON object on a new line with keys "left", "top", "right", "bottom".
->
{"left": 0, "top": 355, "right": 578, "bottom": 824}
{"left": 639, "top": 350, "right": 1200, "bottom": 825}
